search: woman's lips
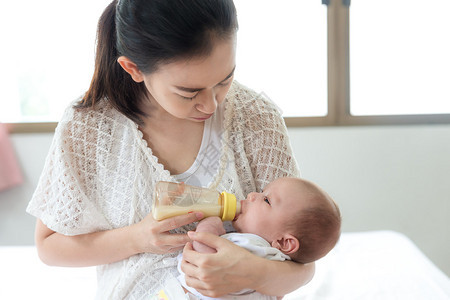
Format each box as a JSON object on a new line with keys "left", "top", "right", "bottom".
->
{"left": 193, "top": 114, "right": 213, "bottom": 121}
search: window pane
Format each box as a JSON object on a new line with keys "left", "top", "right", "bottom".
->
{"left": 234, "top": 0, "right": 327, "bottom": 117}
{"left": 1, "top": 0, "right": 327, "bottom": 123}
{"left": 0, "top": 0, "right": 111, "bottom": 123}
{"left": 350, "top": 0, "right": 450, "bottom": 116}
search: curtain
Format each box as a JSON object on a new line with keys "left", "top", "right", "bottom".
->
{"left": 0, "top": 123, "right": 23, "bottom": 191}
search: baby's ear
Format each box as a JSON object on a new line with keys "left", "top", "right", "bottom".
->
{"left": 271, "top": 234, "right": 300, "bottom": 255}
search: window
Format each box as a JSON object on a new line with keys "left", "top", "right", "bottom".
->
{"left": 4, "top": 0, "right": 450, "bottom": 132}
{"left": 350, "top": 0, "right": 450, "bottom": 116}
{"left": 234, "top": 0, "right": 327, "bottom": 118}
{"left": 326, "top": 0, "right": 450, "bottom": 125}
{"left": 0, "top": 0, "right": 111, "bottom": 124}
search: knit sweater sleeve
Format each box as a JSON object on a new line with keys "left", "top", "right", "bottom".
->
{"left": 229, "top": 82, "right": 300, "bottom": 192}
{"left": 26, "top": 101, "right": 129, "bottom": 235}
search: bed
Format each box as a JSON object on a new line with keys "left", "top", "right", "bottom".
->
{"left": 1, "top": 231, "right": 449, "bottom": 299}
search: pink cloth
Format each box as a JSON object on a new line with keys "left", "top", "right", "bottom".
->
{"left": 0, "top": 123, "right": 23, "bottom": 191}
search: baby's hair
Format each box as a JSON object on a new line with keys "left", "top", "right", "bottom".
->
{"left": 285, "top": 179, "right": 341, "bottom": 264}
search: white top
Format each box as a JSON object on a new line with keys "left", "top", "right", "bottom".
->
{"left": 176, "top": 233, "right": 290, "bottom": 300}
{"left": 173, "top": 97, "right": 224, "bottom": 187}
{"left": 26, "top": 81, "right": 300, "bottom": 299}
{"left": 222, "top": 233, "right": 291, "bottom": 262}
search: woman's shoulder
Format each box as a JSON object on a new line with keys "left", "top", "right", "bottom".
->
{"left": 56, "top": 97, "right": 135, "bottom": 141}
{"left": 60, "top": 97, "right": 127, "bottom": 122}
{"left": 226, "top": 81, "right": 284, "bottom": 130}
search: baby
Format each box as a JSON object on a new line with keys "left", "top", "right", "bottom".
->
{"left": 159, "top": 177, "right": 341, "bottom": 299}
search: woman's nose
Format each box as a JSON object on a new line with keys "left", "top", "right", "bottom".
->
{"left": 195, "top": 89, "right": 217, "bottom": 114}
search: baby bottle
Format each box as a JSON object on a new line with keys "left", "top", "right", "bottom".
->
{"left": 152, "top": 181, "right": 241, "bottom": 221}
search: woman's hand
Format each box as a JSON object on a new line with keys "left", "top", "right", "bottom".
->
{"left": 132, "top": 212, "right": 203, "bottom": 254}
{"left": 181, "top": 231, "right": 315, "bottom": 298}
{"left": 180, "top": 231, "right": 261, "bottom": 298}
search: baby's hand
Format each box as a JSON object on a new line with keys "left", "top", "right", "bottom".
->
{"left": 193, "top": 217, "right": 226, "bottom": 253}
{"left": 196, "top": 217, "right": 226, "bottom": 236}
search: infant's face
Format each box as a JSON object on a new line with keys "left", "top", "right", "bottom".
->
{"left": 232, "top": 177, "right": 309, "bottom": 243}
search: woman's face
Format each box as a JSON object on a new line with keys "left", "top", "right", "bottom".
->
{"left": 141, "top": 36, "right": 237, "bottom": 122}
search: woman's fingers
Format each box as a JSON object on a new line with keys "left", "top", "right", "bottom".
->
{"left": 183, "top": 240, "right": 195, "bottom": 253}
{"left": 186, "top": 231, "right": 228, "bottom": 250}
{"left": 146, "top": 233, "right": 191, "bottom": 254}
{"left": 181, "top": 243, "right": 218, "bottom": 295}
{"left": 181, "top": 234, "right": 257, "bottom": 295}
{"left": 182, "top": 232, "right": 232, "bottom": 268}
{"left": 162, "top": 233, "right": 192, "bottom": 249}
{"left": 182, "top": 241, "right": 201, "bottom": 268}
{"left": 158, "top": 212, "right": 203, "bottom": 232}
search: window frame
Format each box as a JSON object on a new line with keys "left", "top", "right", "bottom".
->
{"left": 8, "top": 0, "right": 450, "bottom": 133}
{"left": 325, "top": 0, "right": 450, "bottom": 127}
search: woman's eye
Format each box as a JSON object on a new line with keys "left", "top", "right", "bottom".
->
{"left": 180, "top": 94, "right": 197, "bottom": 100}
{"left": 217, "top": 78, "right": 233, "bottom": 87}
{"left": 264, "top": 197, "right": 271, "bottom": 206}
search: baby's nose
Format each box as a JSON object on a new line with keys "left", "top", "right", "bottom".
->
{"left": 247, "top": 192, "right": 258, "bottom": 202}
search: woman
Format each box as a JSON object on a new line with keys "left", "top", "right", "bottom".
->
{"left": 26, "top": 0, "right": 314, "bottom": 298}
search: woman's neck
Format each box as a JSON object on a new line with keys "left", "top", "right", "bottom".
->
{"left": 139, "top": 114, "right": 205, "bottom": 175}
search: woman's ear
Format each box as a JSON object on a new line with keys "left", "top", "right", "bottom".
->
{"left": 271, "top": 234, "right": 300, "bottom": 255}
{"left": 117, "top": 56, "right": 144, "bottom": 83}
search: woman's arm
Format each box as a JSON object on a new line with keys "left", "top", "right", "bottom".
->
{"left": 181, "top": 232, "right": 315, "bottom": 298}
{"left": 35, "top": 211, "right": 203, "bottom": 267}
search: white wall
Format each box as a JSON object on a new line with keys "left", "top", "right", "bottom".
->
{"left": 1, "top": 125, "right": 449, "bottom": 276}
{"left": 0, "top": 133, "right": 53, "bottom": 244}
{"left": 288, "top": 125, "right": 450, "bottom": 277}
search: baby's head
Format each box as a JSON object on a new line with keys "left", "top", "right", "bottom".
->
{"left": 232, "top": 177, "right": 341, "bottom": 263}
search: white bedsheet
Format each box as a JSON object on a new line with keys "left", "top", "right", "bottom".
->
{"left": 1, "top": 231, "right": 449, "bottom": 299}
{"left": 285, "top": 231, "right": 450, "bottom": 300}
{"left": 0, "top": 245, "right": 96, "bottom": 299}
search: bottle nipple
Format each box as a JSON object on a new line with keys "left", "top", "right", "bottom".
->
{"left": 221, "top": 192, "right": 240, "bottom": 221}
{"left": 233, "top": 200, "right": 242, "bottom": 220}
{"left": 236, "top": 200, "right": 241, "bottom": 215}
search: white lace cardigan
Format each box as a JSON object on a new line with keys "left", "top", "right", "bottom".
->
{"left": 26, "top": 81, "right": 300, "bottom": 299}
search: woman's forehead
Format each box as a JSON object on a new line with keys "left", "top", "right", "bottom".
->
{"left": 156, "top": 37, "right": 236, "bottom": 83}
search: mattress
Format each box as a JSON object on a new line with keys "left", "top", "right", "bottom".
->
{"left": 1, "top": 231, "right": 449, "bottom": 299}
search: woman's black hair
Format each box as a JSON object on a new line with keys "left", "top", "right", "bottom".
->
{"left": 78, "top": 0, "right": 238, "bottom": 124}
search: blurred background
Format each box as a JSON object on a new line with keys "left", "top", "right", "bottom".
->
{"left": 0, "top": 0, "right": 449, "bottom": 278}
